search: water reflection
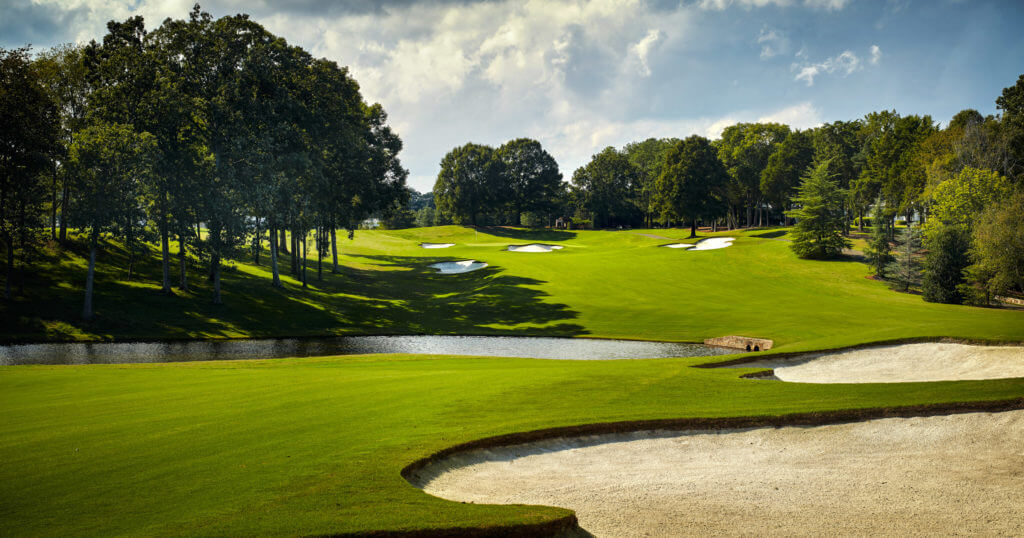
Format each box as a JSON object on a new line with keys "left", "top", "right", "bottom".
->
{"left": 0, "top": 335, "right": 735, "bottom": 365}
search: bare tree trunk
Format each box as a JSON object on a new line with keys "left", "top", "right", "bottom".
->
{"left": 301, "top": 230, "right": 308, "bottom": 289}
{"left": 4, "top": 234, "right": 12, "bottom": 300}
{"left": 270, "top": 224, "right": 281, "bottom": 288}
{"left": 689, "top": 220, "right": 697, "bottom": 239}
{"left": 126, "top": 215, "right": 135, "bottom": 282}
{"left": 331, "top": 225, "right": 339, "bottom": 273}
{"left": 279, "top": 228, "right": 288, "bottom": 254}
{"left": 50, "top": 164, "right": 58, "bottom": 241}
{"left": 59, "top": 181, "right": 69, "bottom": 244}
{"left": 316, "top": 226, "right": 323, "bottom": 281}
{"left": 252, "top": 219, "right": 261, "bottom": 265}
{"left": 82, "top": 228, "right": 97, "bottom": 320}
{"left": 211, "top": 226, "right": 222, "bottom": 304}
{"left": 160, "top": 213, "right": 171, "bottom": 293}
{"left": 290, "top": 228, "right": 298, "bottom": 275}
{"left": 178, "top": 232, "right": 189, "bottom": 292}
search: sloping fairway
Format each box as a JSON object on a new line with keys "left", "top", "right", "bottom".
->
{"left": 2, "top": 226, "right": 1024, "bottom": 535}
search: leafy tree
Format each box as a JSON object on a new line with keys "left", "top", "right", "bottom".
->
{"left": 65, "top": 123, "right": 156, "bottom": 319}
{"left": 922, "top": 224, "right": 971, "bottom": 304}
{"left": 624, "top": 137, "right": 679, "bottom": 227}
{"left": 885, "top": 225, "right": 923, "bottom": 292}
{"left": 434, "top": 143, "right": 502, "bottom": 225}
{"left": 716, "top": 122, "right": 790, "bottom": 227}
{"left": 786, "top": 160, "right": 851, "bottom": 259}
{"left": 0, "top": 47, "right": 59, "bottom": 299}
{"left": 995, "top": 73, "right": 1024, "bottom": 181}
{"left": 655, "top": 135, "right": 727, "bottom": 237}
{"left": 414, "top": 206, "right": 436, "bottom": 227}
{"left": 496, "top": 138, "right": 562, "bottom": 226}
{"left": 863, "top": 199, "right": 894, "bottom": 278}
{"left": 761, "top": 129, "right": 814, "bottom": 225}
{"left": 959, "top": 190, "right": 1024, "bottom": 304}
{"left": 813, "top": 120, "right": 863, "bottom": 228}
{"left": 926, "top": 167, "right": 1011, "bottom": 233}
{"left": 571, "top": 147, "right": 641, "bottom": 228}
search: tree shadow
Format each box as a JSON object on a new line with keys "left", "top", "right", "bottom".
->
{"left": 477, "top": 226, "right": 576, "bottom": 242}
{"left": 751, "top": 230, "right": 788, "bottom": 239}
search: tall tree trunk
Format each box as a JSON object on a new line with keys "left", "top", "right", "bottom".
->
{"left": 290, "top": 228, "right": 298, "bottom": 275}
{"left": 270, "top": 224, "right": 281, "bottom": 288}
{"left": 331, "top": 225, "right": 339, "bottom": 273}
{"left": 316, "top": 226, "right": 323, "bottom": 281}
{"left": 160, "top": 212, "right": 171, "bottom": 294}
{"left": 4, "top": 234, "right": 12, "bottom": 300}
{"left": 82, "top": 227, "right": 97, "bottom": 320}
{"left": 253, "top": 219, "right": 261, "bottom": 265}
{"left": 279, "top": 228, "right": 288, "bottom": 254}
{"left": 689, "top": 220, "right": 697, "bottom": 239}
{"left": 211, "top": 226, "right": 222, "bottom": 304}
{"left": 126, "top": 215, "right": 135, "bottom": 282}
{"left": 301, "top": 230, "right": 308, "bottom": 289}
{"left": 178, "top": 232, "right": 189, "bottom": 292}
{"left": 59, "top": 181, "right": 69, "bottom": 244}
{"left": 50, "top": 164, "right": 58, "bottom": 241}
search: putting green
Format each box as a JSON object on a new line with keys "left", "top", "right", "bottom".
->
{"left": 1, "top": 225, "right": 1023, "bottom": 535}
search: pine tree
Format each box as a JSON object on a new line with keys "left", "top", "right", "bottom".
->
{"left": 863, "top": 198, "right": 893, "bottom": 277}
{"left": 786, "top": 160, "right": 851, "bottom": 259}
{"left": 885, "top": 225, "right": 922, "bottom": 292}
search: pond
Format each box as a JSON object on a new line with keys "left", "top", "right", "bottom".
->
{"left": 0, "top": 335, "right": 736, "bottom": 365}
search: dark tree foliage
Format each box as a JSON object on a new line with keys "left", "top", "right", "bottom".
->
{"left": 922, "top": 224, "right": 971, "bottom": 304}
{"left": 571, "top": 147, "right": 641, "bottom": 228}
{"left": 655, "top": 135, "right": 728, "bottom": 237}
{"left": 761, "top": 129, "right": 814, "bottom": 225}
{"left": 434, "top": 143, "right": 503, "bottom": 225}
{"left": 786, "top": 161, "right": 851, "bottom": 259}
{"left": 496, "top": 138, "right": 563, "bottom": 226}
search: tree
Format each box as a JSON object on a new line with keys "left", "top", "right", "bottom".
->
{"left": 959, "top": 190, "right": 1024, "bottom": 304}
{"left": 624, "top": 137, "right": 679, "bottom": 227}
{"left": 0, "top": 47, "right": 59, "bottom": 299}
{"left": 761, "top": 129, "right": 814, "bottom": 225}
{"left": 926, "top": 167, "right": 1011, "bottom": 233}
{"left": 885, "top": 225, "right": 923, "bottom": 292}
{"left": 863, "top": 199, "right": 894, "bottom": 278}
{"left": 995, "top": 73, "right": 1024, "bottom": 181}
{"left": 813, "top": 120, "right": 864, "bottom": 228}
{"left": 786, "top": 161, "right": 851, "bottom": 259}
{"left": 571, "top": 147, "right": 641, "bottom": 228}
{"left": 496, "top": 138, "right": 562, "bottom": 226}
{"left": 716, "top": 122, "right": 790, "bottom": 228}
{"left": 434, "top": 143, "right": 501, "bottom": 225}
{"left": 65, "top": 123, "right": 156, "bottom": 319}
{"left": 922, "top": 224, "right": 971, "bottom": 304}
{"left": 655, "top": 135, "right": 727, "bottom": 237}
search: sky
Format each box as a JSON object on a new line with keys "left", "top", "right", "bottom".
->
{"left": 3, "top": 0, "right": 1023, "bottom": 193}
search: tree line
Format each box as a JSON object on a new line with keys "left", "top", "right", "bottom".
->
{"left": 0, "top": 6, "right": 407, "bottom": 318}
{"left": 427, "top": 75, "right": 1024, "bottom": 304}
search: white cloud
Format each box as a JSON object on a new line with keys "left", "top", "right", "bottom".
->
{"left": 869, "top": 44, "right": 882, "bottom": 65}
{"left": 757, "top": 27, "right": 788, "bottom": 59}
{"left": 699, "top": 0, "right": 848, "bottom": 9}
{"left": 629, "top": 29, "right": 663, "bottom": 76}
{"left": 792, "top": 49, "right": 862, "bottom": 86}
{"left": 756, "top": 102, "right": 823, "bottom": 128}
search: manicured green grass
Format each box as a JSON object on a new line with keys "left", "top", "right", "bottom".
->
{"left": 3, "top": 355, "right": 1023, "bottom": 535}
{"left": 2, "top": 225, "right": 1023, "bottom": 535}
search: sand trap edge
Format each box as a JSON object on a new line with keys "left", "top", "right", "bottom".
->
{"left": 402, "top": 397, "right": 1024, "bottom": 485}
{"left": 692, "top": 336, "right": 1024, "bottom": 369}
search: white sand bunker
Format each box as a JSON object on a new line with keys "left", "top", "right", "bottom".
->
{"left": 690, "top": 237, "right": 734, "bottom": 250}
{"left": 416, "top": 410, "right": 1024, "bottom": 537}
{"left": 506, "top": 244, "right": 564, "bottom": 253}
{"left": 421, "top": 243, "right": 455, "bottom": 249}
{"left": 740, "top": 342, "right": 1024, "bottom": 383}
{"left": 661, "top": 243, "right": 694, "bottom": 249}
{"left": 428, "top": 260, "right": 487, "bottom": 274}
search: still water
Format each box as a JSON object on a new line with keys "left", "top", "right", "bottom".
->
{"left": 0, "top": 335, "right": 736, "bottom": 365}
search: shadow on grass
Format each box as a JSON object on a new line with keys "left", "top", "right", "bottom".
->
{"left": 477, "top": 226, "right": 576, "bottom": 242}
{"left": 751, "top": 230, "right": 788, "bottom": 239}
{"left": 1, "top": 237, "right": 586, "bottom": 342}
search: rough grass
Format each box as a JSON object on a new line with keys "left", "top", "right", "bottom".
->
{"left": 2, "top": 225, "right": 1023, "bottom": 535}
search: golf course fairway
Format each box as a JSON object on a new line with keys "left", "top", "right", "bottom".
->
{"left": 2, "top": 225, "right": 1023, "bottom": 535}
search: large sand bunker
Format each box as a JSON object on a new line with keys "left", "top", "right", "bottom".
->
{"left": 421, "top": 242, "right": 455, "bottom": 249}
{"left": 428, "top": 260, "right": 487, "bottom": 274}
{"left": 738, "top": 342, "right": 1024, "bottom": 383}
{"left": 690, "top": 237, "right": 734, "bottom": 250}
{"left": 506, "top": 244, "right": 564, "bottom": 252}
{"left": 415, "top": 410, "right": 1024, "bottom": 536}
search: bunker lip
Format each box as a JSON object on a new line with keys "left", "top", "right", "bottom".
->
{"left": 420, "top": 242, "right": 455, "bottom": 249}
{"left": 660, "top": 243, "right": 694, "bottom": 249}
{"left": 401, "top": 397, "right": 1024, "bottom": 486}
{"left": 428, "top": 260, "right": 488, "bottom": 274}
{"left": 505, "top": 243, "right": 564, "bottom": 252}
{"left": 728, "top": 342, "right": 1024, "bottom": 383}
{"left": 690, "top": 236, "right": 735, "bottom": 250}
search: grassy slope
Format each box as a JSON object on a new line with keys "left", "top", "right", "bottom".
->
{"left": 2, "top": 225, "right": 1024, "bottom": 535}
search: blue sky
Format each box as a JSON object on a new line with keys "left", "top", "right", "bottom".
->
{"left": 3, "top": 0, "right": 1022, "bottom": 192}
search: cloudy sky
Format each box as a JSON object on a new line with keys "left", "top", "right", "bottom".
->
{"left": 3, "top": 0, "right": 1023, "bottom": 192}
